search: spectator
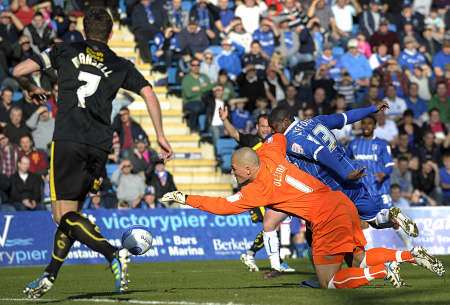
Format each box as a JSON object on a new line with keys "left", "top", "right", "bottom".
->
{"left": 306, "top": 0, "right": 335, "bottom": 34}
{"left": 62, "top": 17, "right": 83, "bottom": 43}
{"left": 369, "top": 19, "right": 400, "bottom": 56}
{"left": 397, "top": 110, "right": 422, "bottom": 147}
{"left": 264, "top": 65, "right": 288, "bottom": 105}
{"left": 0, "top": 87, "right": 13, "bottom": 127}
{"left": 361, "top": 85, "right": 380, "bottom": 107}
{"left": 25, "top": 105, "right": 55, "bottom": 152}
{"left": 234, "top": 0, "right": 267, "bottom": 34}
{"left": 252, "top": 18, "right": 277, "bottom": 57}
{"left": 148, "top": 160, "right": 177, "bottom": 204}
{"left": 331, "top": 94, "right": 353, "bottom": 145}
{"left": 178, "top": 18, "right": 210, "bottom": 57}
{"left": 412, "top": 159, "right": 440, "bottom": 198}
{"left": 432, "top": 38, "right": 449, "bottom": 77}
{"left": 4, "top": 107, "right": 30, "bottom": 145}
{"left": 22, "top": 12, "right": 55, "bottom": 54}
{"left": 111, "top": 159, "right": 146, "bottom": 209}
{"left": 331, "top": 0, "right": 361, "bottom": 46}
{"left": 275, "top": 19, "right": 300, "bottom": 68}
{"left": 315, "top": 43, "right": 340, "bottom": 80}
{"left": 237, "top": 64, "right": 267, "bottom": 110}
{"left": 252, "top": 97, "right": 269, "bottom": 121}
{"left": 397, "top": 3, "right": 425, "bottom": 35}
{"left": 380, "top": 60, "right": 408, "bottom": 98}
{"left": 230, "top": 97, "right": 253, "bottom": 133}
{"left": 242, "top": 41, "right": 269, "bottom": 79}
{"left": 18, "top": 134, "right": 48, "bottom": 175}
{"left": 225, "top": 18, "right": 253, "bottom": 52}
{"left": 113, "top": 107, "right": 148, "bottom": 151}
{"left": 383, "top": 84, "right": 407, "bottom": 121}
{"left": 0, "top": 171, "right": 11, "bottom": 211}
{"left": 333, "top": 72, "right": 358, "bottom": 106}
{"left": 368, "top": 43, "right": 391, "bottom": 71}
{"left": 0, "top": 11, "right": 24, "bottom": 44}
{"left": 405, "top": 64, "right": 432, "bottom": 101}
{"left": 428, "top": 81, "right": 449, "bottom": 125}
{"left": 404, "top": 82, "right": 428, "bottom": 122}
{"left": 121, "top": 134, "right": 159, "bottom": 175}
{"left": 216, "top": 69, "right": 236, "bottom": 102}
{"left": 409, "top": 189, "right": 437, "bottom": 206}
{"left": 416, "top": 131, "right": 442, "bottom": 164}
{"left": 139, "top": 186, "right": 160, "bottom": 208}
{"left": 390, "top": 183, "right": 410, "bottom": 209}
{"left": 398, "top": 37, "right": 426, "bottom": 72}
{"left": 9, "top": 155, "right": 43, "bottom": 211}
{"left": 440, "top": 152, "right": 450, "bottom": 205}
{"left": 131, "top": 0, "right": 167, "bottom": 63}
{"left": 421, "top": 25, "right": 441, "bottom": 62}
{"left": 217, "top": 39, "right": 243, "bottom": 81}
{"left": 11, "top": 0, "right": 35, "bottom": 26}
{"left": 309, "top": 86, "right": 332, "bottom": 115}
{"left": 214, "top": 0, "right": 235, "bottom": 33}
{"left": 391, "top": 156, "right": 414, "bottom": 199}
{"left": 200, "top": 50, "right": 220, "bottom": 83}
{"left": 338, "top": 39, "right": 372, "bottom": 86}
{"left": 374, "top": 110, "right": 398, "bottom": 144}
{"left": 0, "top": 132, "right": 19, "bottom": 177}
{"left": 165, "top": 0, "right": 189, "bottom": 33}
{"left": 278, "top": 85, "right": 301, "bottom": 116}
{"left": 16, "top": 34, "right": 35, "bottom": 62}
{"left": 392, "top": 133, "right": 417, "bottom": 160}
{"left": 423, "top": 108, "right": 448, "bottom": 145}
{"left": 189, "top": 0, "right": 217, "bottom": 37}
{"left": 181, "top": 59, "right": 214, "bottom": 132}
{"left": 358, "top": 0, "right": 382, "bottom": 38}
{"left": 204, "top": 85, "right": 225, "bottom": 150}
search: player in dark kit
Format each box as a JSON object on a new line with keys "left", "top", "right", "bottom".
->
{"left": 13, "top": 8, "right": 173, "bottom": 298}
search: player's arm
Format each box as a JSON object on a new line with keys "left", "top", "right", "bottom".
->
{"left": 123, "top": 63, "right": 173, "bottom": 159}
{"left": 375, "top": 142, "right": 394, "bottom": 183}
{"left": 317, "top": 103, "right": 388, "bottom": 130}
{"left": 162, "top": 185, "right": 266, "bottom": 215}
{"left": 140, "top": 86, "right": 172, "bottom": 159}
{"left": 219, "top": 106, "right": 240, "bottom": 142}
{"left": 288, "top": 137, "right": 360, "bottom": 181}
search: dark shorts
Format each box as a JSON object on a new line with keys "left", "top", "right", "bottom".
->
{"left": 50, "top": 141, "right": 108, "bottom": 202}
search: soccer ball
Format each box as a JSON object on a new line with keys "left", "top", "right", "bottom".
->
{"left": 121, "top": 225, "right": 153, "bottom": 255}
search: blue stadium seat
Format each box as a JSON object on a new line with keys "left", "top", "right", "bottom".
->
{"left": 332, "top": 46, "right": 344, "bottom": 59}
{"left": 216, "top": 138, "right": 237, "bottom": 156}
{"left": 106, "top": 163, "right": 119, "bottom": 178}
{"left": 221, "top": 153, "right": 232, "bottom": 172}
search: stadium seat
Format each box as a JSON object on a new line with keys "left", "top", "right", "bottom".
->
{"left": 220, "top": 153, "right": 232, "bottom": 172}
{"left": 332, "top": 46, "right": 344, "bottom": 59}
{"left": 215, "top": 138, "right": 237, "bottom": 156}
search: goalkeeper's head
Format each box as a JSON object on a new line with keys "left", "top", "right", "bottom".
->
{"left": 231, "top": 147, "right": 260, "bottom": 186}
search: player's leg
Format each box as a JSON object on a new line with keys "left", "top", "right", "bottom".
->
{"left": 240, "top": 208, "right": 265, "bottom": 272}
{"left": 240, "top": 230, "right": 263, "bottom": 272}
{"left": 262, "top": 209, "right": 290, "bottom": 275}
{"left": 354, "top": 246, "right": 445, "bottom": 277}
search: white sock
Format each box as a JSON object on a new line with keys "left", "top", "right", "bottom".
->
{"left": 375, "top": 209, "right": 391, "bottom": 227}
{"left": 263, "top": 230, "right": 281, "bottom": 270}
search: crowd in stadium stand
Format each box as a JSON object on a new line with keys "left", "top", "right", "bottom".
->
{"left": 0, "top": 0, "right": 448, "bottom": 211}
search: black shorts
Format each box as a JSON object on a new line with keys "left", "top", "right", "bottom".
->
{"left": 50, "top": 141, "right": 108, "bottom": 202}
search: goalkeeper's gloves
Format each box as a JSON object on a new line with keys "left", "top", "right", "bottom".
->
{"left": 161, "top": 191, "right": 187, "bottom": 205}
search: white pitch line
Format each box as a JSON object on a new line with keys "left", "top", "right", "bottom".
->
{"left": 0, "top": 298, "right": 264, "bottom": 305}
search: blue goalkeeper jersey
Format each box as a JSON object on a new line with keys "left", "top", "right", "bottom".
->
{"left": 347, "top": 136, "right": 394, "bottom": 197}
{"left": 284, "top": 106, "right": 378, "bottom": 191}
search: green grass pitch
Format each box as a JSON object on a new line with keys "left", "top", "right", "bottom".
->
{"left": 0, "top": 257, "right": 449, "bottom": 305}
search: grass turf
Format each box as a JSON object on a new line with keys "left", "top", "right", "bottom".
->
{"left": 0, "top": 256, "right": 449, "bottom": 305}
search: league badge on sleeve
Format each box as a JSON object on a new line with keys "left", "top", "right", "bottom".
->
{"left": 291, "top": 143, "right": 304, "bottom": 155}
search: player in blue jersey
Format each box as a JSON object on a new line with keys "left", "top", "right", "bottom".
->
{"left": 347, "top": 116, "right": 414, "bottom": 248}
{"left": 268, "top": 104, "right": 418, "bottom": 237}
{"left": 347, "top": 116, "right": 394, "bottom": 219}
